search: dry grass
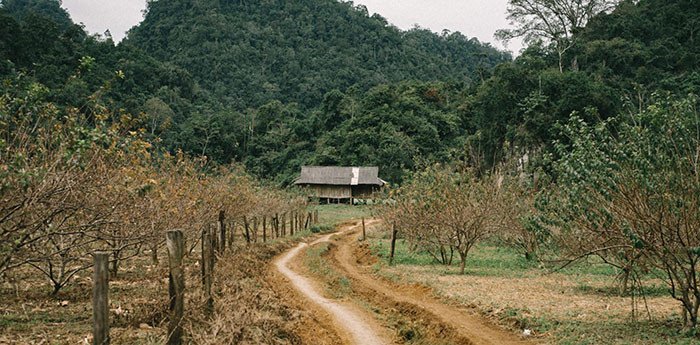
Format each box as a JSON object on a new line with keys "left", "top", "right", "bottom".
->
{"left": 385, "top": 266, "right": 678, "bottom": 324}
{"left": 383, "top": 263, "right": 683, "bottom": 343}
{"left": 0, "top": 206, "right": 356, "bottom": 344}
{"left": 185, "top": 242, "right": 304, "bottom": 344}
{"left": 364, "top": 222, "right": 695, "bottom": 344}
{"left": 0, "top": 250, "right": 168, "bottom": 344}
{"left": 0, "top": 241, "right": 321, "bottom": 344}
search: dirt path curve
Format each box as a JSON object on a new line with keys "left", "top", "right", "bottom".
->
{"left": 274, "top": 231, "right": 391, "bottom": 345}
{"left": 332, "top": 220, "right": 535, "bottom": 345}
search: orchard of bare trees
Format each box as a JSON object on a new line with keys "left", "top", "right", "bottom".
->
{"left": 379, "top": 165, "right": 526, "bottom": 274}
{"left": 379, "top": 96, "right": 700, "bottom": 330}
{"left": 0, "top": 78, "right": 308, "bottom": 297}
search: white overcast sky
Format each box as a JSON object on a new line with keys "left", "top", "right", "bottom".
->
{"left": 61, "top": 0, "right": 524, "bottom": 54}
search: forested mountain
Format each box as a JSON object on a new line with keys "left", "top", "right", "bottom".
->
{"left": 462, "top": 0, "right": 700, "bottom": 169}
{"left": 0, "top": 0, "right": 510, "bottom": 184}
{"left": 577, "top": 0, "right": 700, "bottom": 93}
{"left": 125, "top": 0, "right": 510, "bottom": 110}
{"left": 0, "top": 0, "right": 198, "bottom": 126}
{"left": 1, "top": 0, "right": 698, "bottom": 185}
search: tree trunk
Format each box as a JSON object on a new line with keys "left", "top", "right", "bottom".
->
{"left": 262, "top": 216, "right": 267, "bottom": 242}
{"left": 218, "top": 210, "right": 226, "bottom": 253}
{"left": 253, "top": 217, "right": 258, "bottom": 242}
{"left": 459, "top": 251, "right": 467, "bottom": 275}
{"left": 389, "top": 222, "right": 398, "bottom": 265}
{"left": 558, "top": 50, "right": 564, "bottom": 73}
{"left": 228, "top": 220, "right": 235, "bottom": 248}
{"left": 110, "top": 251, "right": 119, "bottom": 278}
{"left": 281, "top": 213, "right": 286, "bottom": 236}
{"left": 243, "top": 216, "right": 251, "bottom": 244}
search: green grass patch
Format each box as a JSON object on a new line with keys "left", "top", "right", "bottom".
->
{"left": 304, "top": 242, "right": 352, "bottom": 298}
{"left": 499, "top": 307, "right": 695, "bottom": 345}
{"left": 552, "top": 317, "right": 694, "bottom": 345}
{"left": 310, "top": 204, "right": 372, "bottom": 228}
{"left": 310, "top": 224, "right": 333, "bottom": 233}
{"left": 369, "top": 239, "right": 539, "bottom": 277}
{"left": 554, "top": 256, "right": 622, "bottom": 277}
{"left": 0, "top": 311, "right": 90, "bottom": 330}
{"left": 368, "top": 238, "right": 635, "bottom": 278}
{"left": 371, "top": 239, "right": 436, "bottom": 266}
{"left": 575, "top": 283, "right": 669, "bottom": 298}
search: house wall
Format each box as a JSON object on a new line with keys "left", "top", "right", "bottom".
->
{"left": 304, "top": 184, "right": 352, "bottom": 199}
{"left": 351, "top": 185, "right": 379, "bottom": 198}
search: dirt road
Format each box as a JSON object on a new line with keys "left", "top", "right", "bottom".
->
{"left": 272, "top": 220, "right": 535, "bottom": 345}
{"left": 274, "top": 231, "right": 392, "bottom": 345}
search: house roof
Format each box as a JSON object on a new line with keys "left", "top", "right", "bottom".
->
{"left": 294, "top": 166, "right": 385, "bottom": 186}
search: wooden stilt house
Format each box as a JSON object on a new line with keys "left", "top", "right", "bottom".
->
{"left": 294, "top": 166, "right": 386, "bottom": 203}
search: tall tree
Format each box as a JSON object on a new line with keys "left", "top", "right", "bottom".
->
{"left": 496, "top": 0, "right": 620, "bottom": 72}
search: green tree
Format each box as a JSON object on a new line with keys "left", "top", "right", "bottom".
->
{"left": 497, "top": 0, "right": 620, "bottom": 72}
{"left": 540, "top": 95, "right": 700, "bottom": 329}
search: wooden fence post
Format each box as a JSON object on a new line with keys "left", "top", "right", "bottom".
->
{"left": 166, "top": 230, "right": 185, "bottom": 345}
{"left": 228, "top": 220, "right": 235, "bottom": 248}
{"left": 243, "top": 216, "right": 251, "bottom": 244}
{"left": 389, "top": 222, "right": 398, "bottom": 265}
{"left": 150, "top": 222, "right": 158, "bottom": 265}
{"left": 281, "top": 212, "right": 286, "bottom": 236}
{"left": 93, "top": 252, "right": 110, "bottom": 345}
{"left": 218, "top": 210, "right": 226, "bottom": 253}
{"left": 314, "top": 209, "right": 319, "bottom": 224}
{"left": 361, "top": 217, "right": 366, "bottom": 241}
{"left": 253, "top": 217, "right": 258, "bottom": 242}
{"left": 290, "top": 212, "right": 295, "bottom": 236}
{"left": 210, "top": 222, "right": 219, "bottom": 256}
{"left": 201, "top": 227, "right": 214, "bottom": 317}
{"left": 263, "top": 216, "right": 267, "bottom": 242}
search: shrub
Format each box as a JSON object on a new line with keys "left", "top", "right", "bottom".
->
{"left": 539, "top": 95, "right": 700, "bottom": 329}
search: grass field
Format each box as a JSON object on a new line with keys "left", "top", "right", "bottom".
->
{"left": 365, "top": 222, "right": 695, "bottom": 345}
{"left": 312, "top": 204, "right": 373, "bottom": 228}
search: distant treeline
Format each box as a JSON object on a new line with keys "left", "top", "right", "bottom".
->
{"left": 0, "top": 0, "right": 698, "bottom": 184}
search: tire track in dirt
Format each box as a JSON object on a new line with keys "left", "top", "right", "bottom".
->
{"left": 274, "top": 231, "right": 391, "bottom": 345}
{"left": 330, "top": 220, "right": 536, "bottom": 345}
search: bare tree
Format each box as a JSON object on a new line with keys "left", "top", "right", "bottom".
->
{"left": 382, "top": 165, "right": 513, "bottom": 274}
{"left": 442, "top": 172, "right": 506, "bottom": 274}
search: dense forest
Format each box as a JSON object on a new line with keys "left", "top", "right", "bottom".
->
{"left": 1, "top": 0, "right": 698, "bottom": 184}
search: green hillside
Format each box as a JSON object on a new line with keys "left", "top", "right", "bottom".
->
{"left": 125, "top": 0, "right": 510, "bottom": 110}
{"left": 1, "top": 0, "right": 698, "bottom": 184}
